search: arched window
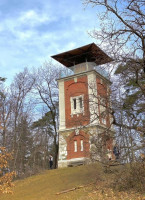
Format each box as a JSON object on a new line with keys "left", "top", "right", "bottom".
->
{"left": 74, "top": 141, "right": 77, "bottom": 152}
{"left": 80, "top": 140, "right": 83, "bottom": 151}
{"left": 67, "top": 131, "right": 90, "bottom": 159}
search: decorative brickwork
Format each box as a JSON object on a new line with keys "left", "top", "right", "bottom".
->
{"left": 66, "top": 130, "right": 90, "bottom": 159}
{"left": 64, "top": 75, "right": 90, "bottom": 128}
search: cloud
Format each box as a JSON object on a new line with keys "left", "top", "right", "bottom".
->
{"left": 19, "top": 10, "right": 52, "bottom": 27}
{"left": 0, "top": 0, "right": 99, "bottom": 84}
{"left": 0, "top": 9, "right": 52, "bottom": 37}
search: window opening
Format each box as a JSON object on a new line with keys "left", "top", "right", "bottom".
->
{"left": 80, "top": 140, "right": 83, "bottom": 151}
{"left": 73, "top": 98, "right": 76, "bottom": 109}
{"left": 74, "top": 141, "right": 77, "bottom": 152}
{"left": 79, "top": 97, "right": 83, "bottom": 108}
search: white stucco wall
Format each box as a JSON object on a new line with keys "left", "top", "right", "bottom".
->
{"left": 87, "top": 72, "right": 99, "bottom": 125}
{"left": 58, "top": 80, "right": 66, "bottom": 130}
{"left": 59, "top": 134, "right": 67, "bottom": 160}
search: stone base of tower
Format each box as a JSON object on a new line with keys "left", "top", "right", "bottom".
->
{"left": 58, "top": 157, "right": 90, "bottom": 168}
{"left": 58, "top": 125, "right": 115, "bottom": 168}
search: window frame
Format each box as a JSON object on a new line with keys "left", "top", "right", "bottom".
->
{"left": 70, "top": 95, "right": 84, "bottom": 116}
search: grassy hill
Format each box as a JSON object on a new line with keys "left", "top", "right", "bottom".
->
{"left": 1, "top": 163, "right": 144, "bottom": 200}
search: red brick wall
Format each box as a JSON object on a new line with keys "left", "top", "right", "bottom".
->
{"left": 67, "top": 130, "right": 90, "bottom": 159}
{"left": 64, "top": 75, "right": 90, "bottom": 128}
{"left": 96, "top": 78, "right": 107, "bottom": 96}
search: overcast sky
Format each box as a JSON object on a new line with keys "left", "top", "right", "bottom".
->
{"left": 0, "top": 0, "right": 102, "bottom": 84}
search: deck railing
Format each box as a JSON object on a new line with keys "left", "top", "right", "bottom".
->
{"left": 59, "top": 65, "right": 110, "bottom": 80}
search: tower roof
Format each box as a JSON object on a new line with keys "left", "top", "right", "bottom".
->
{"left": 51, "top": 43, "right": 113, "bottom": 68}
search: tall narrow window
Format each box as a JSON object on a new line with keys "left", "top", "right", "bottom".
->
{"left": 74, "top": 141, "right": 77, "bottom": 152}
{"left": 73, "top": 98, "right": 76, "bottom": 110}
{"left": 80, "top": 140, "right": 83, "bottom": 151}
{"left": 79, "top": 97, "right": 83, "bottom": 109}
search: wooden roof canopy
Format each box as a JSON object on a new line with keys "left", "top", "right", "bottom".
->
{"left": 51, "top": 43, "right": 113, "bottom": 68}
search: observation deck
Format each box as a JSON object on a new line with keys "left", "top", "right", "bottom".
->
{"left": 52, "top": 43, "right": 113, "bottom": 80}
{"left": 59, "top": 62, "right": 110, "bottom": 80}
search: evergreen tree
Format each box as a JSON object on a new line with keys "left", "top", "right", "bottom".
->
{"left": 15, "top": 116, "right": 33, "bottom": 177}
{"left": 32, "top": 111, "right": 55, "bottom": 169}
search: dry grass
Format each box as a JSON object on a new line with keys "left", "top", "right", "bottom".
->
{"left": 0, "top": 163, "right": 145, "bottom": 200}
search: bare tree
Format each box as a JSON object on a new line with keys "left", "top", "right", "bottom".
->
{"left": 83, "top": 0, "right": 145, "bottom": 161}
{"left": 84, "top": 0, "right": 145, "bottom": 65}
{"left": 32, "top": 62, "right": 61, "bottom": 168}
{"left": 9, "top": 68, "right": 35, "bottom": 171}
{"left": 0, "top": 88, "right": 12, "bottom": 147}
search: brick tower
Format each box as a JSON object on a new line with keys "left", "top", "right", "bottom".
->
{"left": 52, "top": 43, "right": 115, "bottom": 168}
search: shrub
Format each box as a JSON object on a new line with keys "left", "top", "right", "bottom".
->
{"left": 113, "top": 161, "right": 145, "bottom": 192}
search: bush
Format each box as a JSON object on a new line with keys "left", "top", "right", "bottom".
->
{"left": 113, "top": 161, "right": 145, "bottom": 192}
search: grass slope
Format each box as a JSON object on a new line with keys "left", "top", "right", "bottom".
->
{"left": 1, "top": 164, "right": 99, "bottom": 200}
{"left": 1, "top": 163, "right": 144, "bottom": 200}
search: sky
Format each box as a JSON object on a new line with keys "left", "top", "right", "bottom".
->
{"left": 0, "top": 0, "right": 101, "bottom": 84}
